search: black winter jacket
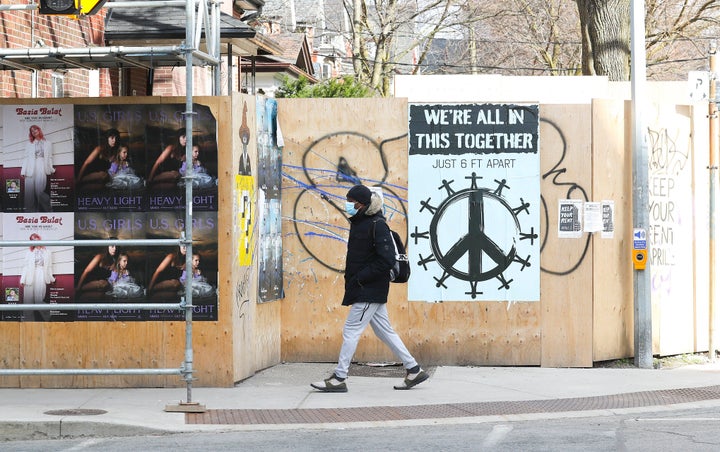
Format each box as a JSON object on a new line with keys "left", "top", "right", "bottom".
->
{"left": 342, "top": 194, "right": 396, "bottom": 306}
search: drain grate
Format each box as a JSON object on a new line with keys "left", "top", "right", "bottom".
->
{"left": 44, "top": 409, "right": 107, "bottom": 416}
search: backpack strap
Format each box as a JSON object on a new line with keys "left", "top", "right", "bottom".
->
{"left": 372, "top": 218, "right": 399, "bottom": 254}
{"left": 370, "top": 218, "right": 395, "bottom": 252}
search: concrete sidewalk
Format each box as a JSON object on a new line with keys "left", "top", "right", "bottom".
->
{"left": 2, "top": 362, "right": 720, "bottom": 440}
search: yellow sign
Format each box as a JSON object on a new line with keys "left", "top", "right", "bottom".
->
{"left": 236, "top": 175, "right": 255, "bottom": 266}
{"left": 39, "top": 0, "right": 106, "bottom": 15}
{"left": 79, "top": 0, "right": 108, "bottom": 16}
{"left": 633, "top": 249, "right": 647, "bottom": 270}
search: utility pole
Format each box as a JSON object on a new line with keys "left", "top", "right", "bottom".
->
{"left": 631, "top": 0, "right": 653, "bottom": 369}
{"left": 709, "top": 45, "right": 718, "bottom": 363}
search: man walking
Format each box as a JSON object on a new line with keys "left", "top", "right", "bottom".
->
{"left": 311, "top": 184, "right": 429, "bottom": 392}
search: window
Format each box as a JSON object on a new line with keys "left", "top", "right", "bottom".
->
{"left": 51, "top": 71, "right": 65, "bottom": 97}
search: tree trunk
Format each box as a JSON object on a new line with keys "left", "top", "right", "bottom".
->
{"left": 352, "top": 0, "right": 364, "bottom": 78}
{"left": 575, "top": 0, "right": 631, "bottom": 81}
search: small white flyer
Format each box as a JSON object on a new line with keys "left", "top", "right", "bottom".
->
{"left": 583, "top": 202, "right": 603, "bottom": 233}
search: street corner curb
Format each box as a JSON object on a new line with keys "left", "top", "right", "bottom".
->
{"left": 0, "top": 421, "right": 173, "bottom": 441}
{"left": 0, "top": 421, "right": 61, "bottom": 442}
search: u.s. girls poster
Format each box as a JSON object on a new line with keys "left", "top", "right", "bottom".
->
{"left": 74, "top": 104, "right": 147, "bottom": 212}
{"left": 73, "top": 103, "right": 219, "bottom": 321}
{"left": 73, "top": 103, "right": 218, "bottom": 212}
{"left": 74, "top": 211, "right": 148, "bottom": 322}
{"left": 144, "top": 210, "right": 218, "bottom": 321}
{"left": 142, "top": 104, "right": 219, "bottom": 212}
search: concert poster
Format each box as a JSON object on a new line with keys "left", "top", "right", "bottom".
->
{"left": 2, "top": 104, "right": 74, "bottom": 213}
{"left": 2, "top": 212, "right": 74, "bottom": 322}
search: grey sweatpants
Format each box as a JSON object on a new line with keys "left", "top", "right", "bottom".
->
{"left": 334, "top": 302, "right": 418, "bottom": 379}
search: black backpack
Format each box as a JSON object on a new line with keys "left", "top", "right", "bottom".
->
{"left": 373, "top": 220, "right": 411, "bottom": 283}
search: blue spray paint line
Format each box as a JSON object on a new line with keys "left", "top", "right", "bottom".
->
{"left": 283, "top": 165, "right": 407, "bottom": 195}
{"left": 283, "top": 165, "right": 405, "bottom": 193}
{"left": 283, "top": 165, "right": 360, "bottom": 185}
{"left": 281, "top": 172, "right": 314, "bottom": 189}
{"left": 281, "top": 173, "right": 349, "bottom": 202}
{"left": 280, "top": 173, "right": 356, "bottom": 204}
{"left": 284, "top": 176, "right": 407, "bottom": 207}
{"left": 282, "top": 164, "right": 407, "bottom": 195}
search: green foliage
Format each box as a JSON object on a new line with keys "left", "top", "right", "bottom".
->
{"left": 275, "top": 75, "right": 374, "bottom": 98}
{"left": 275, "top": 76, "right": 314, "bottom": 98}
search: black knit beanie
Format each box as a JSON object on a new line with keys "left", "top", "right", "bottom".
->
{"left": 347, "top": 184, "right": 372, "bottom": 205}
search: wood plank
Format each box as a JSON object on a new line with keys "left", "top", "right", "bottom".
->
{"left": 537, "top": 104, "right": 594, "bottom": 367}
{"left": 591, "top": 99, "right": 633, "bottom": 362}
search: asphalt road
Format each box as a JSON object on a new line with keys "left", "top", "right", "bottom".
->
{"left": 4, "top": 406, "right": 720, "bottom": 452}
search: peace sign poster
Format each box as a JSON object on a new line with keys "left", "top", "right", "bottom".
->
{"left": 408, "top": 103, "right": 540, "bottom": 302}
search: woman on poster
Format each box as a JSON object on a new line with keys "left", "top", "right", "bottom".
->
{"left": 178, "top": 252, "right": 215, "bottom": 298}
{"left": 77, "top": 128, "right": 121, "bottom": 191}
{"left": 149, "top": 128, "right": 186, "bottom": 190}
{"left": 21, "top": 125, "right": 55, "bottom": 212}
{"left": 20, "top": 233, "right": 55, "bottom": 321}
{"left": 75, "top": 242, "right": 119, "bottom": 297}
{"left": 147, "top": 243, "right": 186, "bottom": 299}
{"left": 178, "top": 142, "right": 217, "bottom": 189}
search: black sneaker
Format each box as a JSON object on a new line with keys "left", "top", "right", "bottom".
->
{"left": 393, "top": 369, "right": 429, "bottom": 390}
{"left": 311, "top": 373, "right": 348, "bottom": 392}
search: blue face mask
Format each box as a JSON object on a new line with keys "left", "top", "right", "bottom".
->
{"left": 345, "top": 201, "right": 358, "bottom": 216}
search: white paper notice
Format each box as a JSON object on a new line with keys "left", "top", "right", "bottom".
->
{"left": 584, "top": 202, "right": 603, "bottom": 232}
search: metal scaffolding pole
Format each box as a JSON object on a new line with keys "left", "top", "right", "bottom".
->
{"left": 0, "top": 0, "right": 222, "bottom": 414}
{"left": 709, "top": 46, "right": 718, "bottom": 362}
{"left": 631, "top": 0, "right": 653, "bottom": 369}
{"left": 169, "top": 0, "right": 199, "bottom": 412}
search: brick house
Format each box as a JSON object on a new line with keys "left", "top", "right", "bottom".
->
{"left": 0, "top": 0, "right": 272, "bottom": 98}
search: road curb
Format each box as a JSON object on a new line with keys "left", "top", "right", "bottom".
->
{"left": 0, "top": 421, "right": 170, "bottom": 441}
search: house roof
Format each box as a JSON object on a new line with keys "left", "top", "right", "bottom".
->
{"left": 241, "top": 32, "right": 316, "bottom": 81}
{"left": 104, "top": 1, "right": 273, "bottom": 56}
{"left": 0, "top": 1, "right": 275, "bottom": 72}
{"left": 271, "top": 33, "right": 308, "bottom": 65}
{"left": 263, "top": 0, "right": 348, "bottom": 32}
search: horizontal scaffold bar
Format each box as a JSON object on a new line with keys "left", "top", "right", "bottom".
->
{"left": 0, "top": 238, "right": 184, "bottom": 248}
{"left": 0, "top": 368, "right": 182, "bottom": 376}
{"left": 0, "top": 303, "right": 184, "bottom": 311}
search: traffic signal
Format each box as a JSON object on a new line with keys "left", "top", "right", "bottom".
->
{"left": 38, "top": 0, "right": 107, "bottom": 16}
{"left": 39, "top": 0, "right": 79, "bottom": 15}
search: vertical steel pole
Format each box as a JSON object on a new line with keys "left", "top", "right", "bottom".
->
{"left": 709, "top": 46, "right": 718, "bottom": 362}
{"left": 213, "top": 0, "right": 221, "bottom": 95}
{"left": 184, "top": 0, "right": 196, "bottom": 403}
{"left": 228, "top": 43, "right": 233, "bottom": 95}
{"left": 631, "top": 0, "right": 653, "bottom": 369}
